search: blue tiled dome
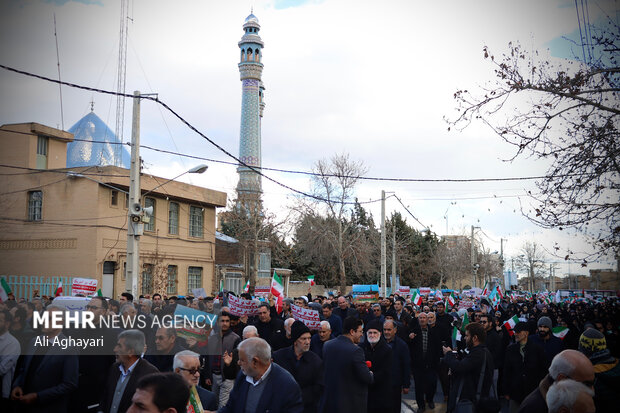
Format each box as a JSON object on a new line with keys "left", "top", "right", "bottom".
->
{"left": 66, "top": 112, "right": 130, "bottom": 169}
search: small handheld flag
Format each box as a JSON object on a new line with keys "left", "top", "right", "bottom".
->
{"left": 54, "top": 280, "right": 63, "bottom": 297}
{"left": 307, "top": 275, "right": 315, "bottom": 286}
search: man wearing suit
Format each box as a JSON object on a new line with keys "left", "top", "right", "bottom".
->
{"left": 10, "top": 305, "right": 79, "bottom": 413}
{"left": 173, "top": 350, "right": 217, "bottom": 411}
{"left": 99, "top": 329, "right": 159, "bottom": 413}
{"left": 319, "top": 316, "right": 373, "bottom": 413}
{"left": 217, "top": 337, "right": 303, "bottom": 413}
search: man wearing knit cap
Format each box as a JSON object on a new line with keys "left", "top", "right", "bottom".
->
{"left": 360, "top": 318, "right": 393, "bottom": 413}
{"left": 531, "top": 316, "right": 564, "bottom": 365}
{"left": 578, "top": 328, "right": 620, "bottom": 413}
{"left": 273, "top": 321, "right": 324, "bottom": 413}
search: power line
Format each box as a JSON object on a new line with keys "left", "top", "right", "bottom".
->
{"left": 0, "top": 64, "right": 381, "bottom": 205}
{"left": 392, "top": 194, "right": 430, "bottom": 230}
{"left": 1, "top": 122, "right": 594, "bottom": 184}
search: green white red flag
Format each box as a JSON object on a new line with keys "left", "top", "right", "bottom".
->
{"left": 552, "top": 326, "right": 569, "bottom": 340}
{"left": 503, "top": 315, "right": 519, "bottom": 336}
{"left": 0, "top": 278, "right": 12, "bottom": 302}
{"left": 270, "top": 270, "right": 284, "bottom": 297}
{"left": 54, "top": 280, "right": 63, "bottom": 297}
{"left": 452, "top": 325, "right": 462, "bottom": 343}
{"left": 307, "top": 275, "right": 315, "bottom": 286}
{"left": 482, "top": 281, "right": 489, "bottom": 296}
{"left": 411, "top": 289, "right": 423, "bottom": 306}
{"left": 243, "top": 280, "right": 250, "bottom": 293}
{"left": 447, "top": 291, "right": 456, "bottom": 308}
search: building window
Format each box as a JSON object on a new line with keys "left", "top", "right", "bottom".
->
{"left": 142, "top": 264, "right": 153, "bottom": 295}
{"left": 168, "top": 202, "right": 179, "bottom": 235}
{"left": 189, "top": 206, "right": 203, "bottom": 238}
{"left": 144, "top": 197, "right": 155, "bottom": 232}
{"left": 225, "top": 271, "right": 243, "bottom": 295}
{"left": 188, "top": 267, "right": 202, "bottom": 292}
{"left": 167, "top": 265, "right": 178, "bottom": 295}
{"left": 28, "top": 191, "right": 42, "bottom": 221}
{"left": 258, "top": 251, "right": 271, "bottom": 278}
{"left": 36, "top": 136, "right": 48, "bottom": 169}
{"left": 111, "top": 190, "right": 118, "bottom": 206}
{"left": 125, "top": 193, "right": 129, "bottom": 209}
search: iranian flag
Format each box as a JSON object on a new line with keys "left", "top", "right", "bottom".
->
{"left": 496, "top": 285, "right": 504, "bottom": 300}
{"left": 243, "top": 280, "right": 250, "bottom": 293}
{"left": 0, "top": 278, "right": 12, "bottom": 302}
{"left": 503, "top": 315, "right": 519, "bottom": 336}
{"left": 54, "top": 280, "right": 63, "bottom": 297}
{"left": 452, "top": 326, "right": 462, "bottom": 345}
{"left": 482, "top": 281, "right": 489, "bottom": 296}
{"left": 552, "top": 326, "right": 569, "bottom": 340}
{"left": 307, "top": 275, "right": 315, "bottom": 286}
{"left": 270, "top": 271, "right": 284, "bottom": 297}
{"left": 96, "top": 288, "right": 103, "bottom": 297}
{"left": 446, "top": 292, "right": 456, "bottom": 308}
{"left": 411, "top": 289, "right": 423, "bottom": 306}
{"left": 461, "top": 311, "right": 470, "bottom": 333}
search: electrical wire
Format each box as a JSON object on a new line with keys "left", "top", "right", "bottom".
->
{"left": 0, "top": 64, "right": 381, "bottom": 205}
{"left": 1, "top": 128, "right": 594, "bottom": 184}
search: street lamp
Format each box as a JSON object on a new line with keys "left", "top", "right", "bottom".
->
{"left": 126, "top": 163, "right": 209, "bottom": 297}
{"left": 142, "top": 164, "right": 208, "bottom": 198}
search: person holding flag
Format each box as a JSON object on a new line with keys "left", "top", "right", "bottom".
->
{"left": 0, "top": 277, "right": 13, "bottom": 302}
{"left": 173, "top": 350, "right": 217, "bottom": 411}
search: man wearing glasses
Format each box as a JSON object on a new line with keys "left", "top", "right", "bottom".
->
{"left": 173, "top": 350, "right": 216, "bottom": 411}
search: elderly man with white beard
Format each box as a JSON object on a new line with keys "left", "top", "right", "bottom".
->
{"left": 360, "top": 318, "right": 393, "bottom": 413}
{"left": 273, "top": 321, "right": 324, "bottom": 413}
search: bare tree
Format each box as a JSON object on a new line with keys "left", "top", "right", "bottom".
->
{"left": 514, "top": 241, "right": 548, "bottom": 291}
{"left": 219, "top": 192, "right": 284, "bottom": 292}
{"left": 293, "top": 153, "right": 368, "bottom": 291}
{"left": 448, "top": 20, "right": 620, "bottom": 264}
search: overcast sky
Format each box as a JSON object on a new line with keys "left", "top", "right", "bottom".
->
{"left": 1, "top": 0, "right": 617, "bottom": 277}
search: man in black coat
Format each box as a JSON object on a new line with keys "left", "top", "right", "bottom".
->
{"left": 502, "top": 322, "right": 547, "bottom": 412}
{"left": 11, "top": 307, "right": 79, "bottom": 413}
{"left": 252, "top": 303, "right": 287, "bottom": 351}
{"left": 442, "top": 322, "right": 495, "bottom": 413}
{"left": 333, "top": 296, "right": 356, "bottom": 322}
{"left": 480, "top": 313, "right": 503, "bottom": 395}
{"left": 218, "top": 337, "right": 303, "bottom": 413}
{"left": 383, "top": 319, "right": 411, "bottom": 413}
{"left": 410, "top": 312, "right": 442, "bottom": 412}
{"left": 319, "top": 316, "right": 373, "bottom": 413}
{"left": 273, "top": 321, "right": 324, "bottom": 413}
{"left": 145, "top": 326, "right": 186, "bottom": 372}
{"left": 99, "top": 329, "right": 159, "bottom": 413}
{"left": 360, "top": 319, "right": 393, "bottom": 413}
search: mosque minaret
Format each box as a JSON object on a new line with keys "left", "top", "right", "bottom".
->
{"left": 236, "top": 12, "right": 265, "bottom": 208}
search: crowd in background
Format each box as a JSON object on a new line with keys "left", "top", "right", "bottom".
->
{"left": 0, "top": 287, "right": 618, "bottom": 413}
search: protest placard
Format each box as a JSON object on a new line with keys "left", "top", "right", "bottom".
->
{"left": 71, "top": 278, "right": 98, "bottom": 296}
{"left": 291, "top": 303, "right": 321, "bottom": 330}
{"left": 173, "top": 305, "right": 218, "bottom": 344}
{"left": 254, "top": 286, "right": 270, "bottom": 298}
{"left": 459, "top": 299, "right": 475, "bottom": 309}
{"left": 395, "top": 286, "right": 411, "bottom": 297}
{"left": 228, "top": 294, "right": 259, "bottom": 317}
{"left": 419, "top": 287, "right": 431, "bottom": 295}
{"left": 192, "top": 288, "right": 207, "bottom": 298}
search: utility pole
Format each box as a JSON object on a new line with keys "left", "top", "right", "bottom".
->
{"left": 500, "top": 238, "right": 506, "bottom": 288}
{"left": 391, "top": 223, "right": 396, "bottom": 292}
{"left": 471, "top": 225, "right": 480, "bottom": 289}
{"left": 126, "top": 91, "right": 141, "bottom": 297}
{"left": 381, "top": 190, "right": 386, "bottom": 297}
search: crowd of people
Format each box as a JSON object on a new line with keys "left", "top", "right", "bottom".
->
{"left": 0, "top": 288, "right": 618, "bottom": 413}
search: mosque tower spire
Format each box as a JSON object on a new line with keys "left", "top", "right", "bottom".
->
{"left": 236, "top": 12, "right": 264, "bottom": 209}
